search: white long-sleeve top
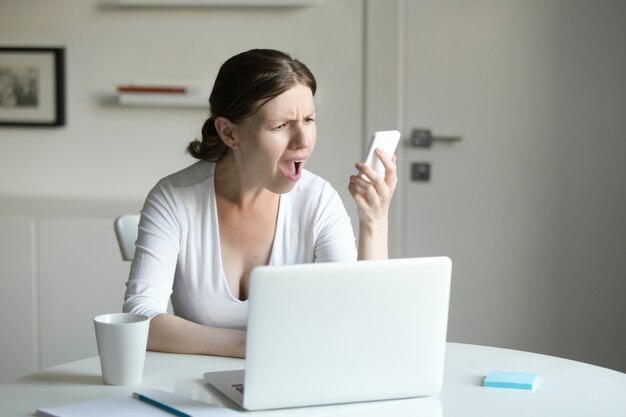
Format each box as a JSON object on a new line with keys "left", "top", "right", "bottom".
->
{"left": 123, "top": 161, "right": 357, "bottom": 330}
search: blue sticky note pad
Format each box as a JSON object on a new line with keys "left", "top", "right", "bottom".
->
{"left": 483, "top": 371, "right": 539, "bottom": 390}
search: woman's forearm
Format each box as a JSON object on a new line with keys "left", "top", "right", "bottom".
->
{"left": 349, "top": 150, "right": 397, "bottom": 261}
{"left": 357, "top": 218, "right": 388, "bottom": 260}
{"left": 147, "top": 313, "right": 246, "bottom": 358}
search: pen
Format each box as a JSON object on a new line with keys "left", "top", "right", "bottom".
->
{"left": 133, "top": 392, "right": 192, "bottom": 417}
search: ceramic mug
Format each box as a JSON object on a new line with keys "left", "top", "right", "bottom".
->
{"left": 93, "top": 312, "right": 150, "bottom": 385}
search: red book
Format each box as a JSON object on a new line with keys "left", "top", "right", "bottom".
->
{"left": 117, "top": 85, "right": 187, "bottom": 94}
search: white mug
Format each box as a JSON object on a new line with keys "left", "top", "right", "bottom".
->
{"left": 94, "top": 313, "right": 150, "bottom": 385}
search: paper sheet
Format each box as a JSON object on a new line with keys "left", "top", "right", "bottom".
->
{"left": 36, "top": 388, "right": 242, "bottom": 417}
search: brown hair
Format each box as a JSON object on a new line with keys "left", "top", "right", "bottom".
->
{"left": 187, "top": 49, "right": 317, "bottom": 161}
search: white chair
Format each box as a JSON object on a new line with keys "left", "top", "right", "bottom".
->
{"left": 114, "top": 214, "right": 140, "bottom": 261}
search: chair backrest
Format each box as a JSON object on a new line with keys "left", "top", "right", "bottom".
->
{"left": 114, "top": 214, "right": 140, "bottom": 261}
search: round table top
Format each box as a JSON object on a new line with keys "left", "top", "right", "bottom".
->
{"left": 1, "top": 343, "right": 625, "bottom": 416}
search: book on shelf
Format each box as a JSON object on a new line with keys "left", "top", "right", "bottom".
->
{"left": 118, "top": 92, "right": 209, "bottom": 107}
{"left": 117, "top": 85, "right": 188, "bottom": 94}
{"left": 116, "top": 81, "right": 209, "bottom": 107}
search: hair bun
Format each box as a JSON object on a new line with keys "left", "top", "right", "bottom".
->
{"left": 201, "top": 117, "right": 217, "bottom": 136}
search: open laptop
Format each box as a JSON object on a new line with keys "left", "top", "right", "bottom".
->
{"left": 203, "top": 256, "right": 452, "bottom": 411}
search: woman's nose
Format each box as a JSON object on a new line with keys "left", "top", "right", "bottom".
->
{"left": 290, "top": 124, "right": 312, "bottom": 149}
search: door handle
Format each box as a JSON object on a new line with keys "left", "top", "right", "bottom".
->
{"left": 410, "top": 128, "right": 461, "bottom": 148}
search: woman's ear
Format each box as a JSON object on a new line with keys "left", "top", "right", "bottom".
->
{"left": 214, "top": 116, "right": 239, "bottom": 149}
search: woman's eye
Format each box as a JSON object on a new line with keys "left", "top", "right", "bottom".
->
{"left": 305, "top": 117, "right": 315, "bottom": 124}
{"left": 271, "top": 123, "right": 287, "bottom": 131}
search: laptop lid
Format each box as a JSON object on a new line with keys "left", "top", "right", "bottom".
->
{"left": 239, "top": 256, "right": 452, "bottom": 410}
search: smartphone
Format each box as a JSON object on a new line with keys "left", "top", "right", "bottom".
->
{"left": 361, "top": 130, "right": 401, "bottom": 180}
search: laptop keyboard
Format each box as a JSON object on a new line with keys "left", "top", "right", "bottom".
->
{"left": 232, "top": 383, "right": 244, "bottom": 394}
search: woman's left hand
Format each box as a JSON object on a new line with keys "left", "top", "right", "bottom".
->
{"left": 348, "top": 148, "right": 398, "bottom": 226}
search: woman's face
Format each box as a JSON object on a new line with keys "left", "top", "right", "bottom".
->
{"left": 230, "top": 83, "right": 317, "bottom": 194}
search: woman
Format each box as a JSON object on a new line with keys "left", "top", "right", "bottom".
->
{"left": 123, "top": 49, "right": 397, "bottom": 358}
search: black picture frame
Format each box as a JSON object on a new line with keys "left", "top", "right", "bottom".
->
{"left": 0, "top": 47, "right": 65, "bottom": 127}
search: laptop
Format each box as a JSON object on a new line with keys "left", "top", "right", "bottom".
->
{"left": 203, "top": 256, "right": 452, "bottom": 411}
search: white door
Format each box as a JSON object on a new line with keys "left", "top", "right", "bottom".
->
{"left": 366, "top": 0, "right": 626, "bottom": 370}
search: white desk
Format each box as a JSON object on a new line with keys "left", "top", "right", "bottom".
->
{"left": 1, "top": 343, "right": 624, "bottom": 416}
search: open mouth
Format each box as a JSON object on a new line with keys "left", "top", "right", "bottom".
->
{"left": 279, "top": 159, "right": 305, "bottom": 181}
{"left": 294, "top": 161, "right": 303, "bottom": 176}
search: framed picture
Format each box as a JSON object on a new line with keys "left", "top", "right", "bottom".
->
{"left": 0, "top": 47, "right": 65, "bottom": 127}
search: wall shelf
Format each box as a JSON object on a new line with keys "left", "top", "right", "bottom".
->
{"left": 105, "top": 82, "right": 210, "bottom": 108}
{"left": 117, "top": 95, "right": 208, "bottom": 108}
{"left": 114, "top": 0, "right": 316, "bottom": 7}
{"left": 99, "top": 95, "right": 208, "bottom": 108}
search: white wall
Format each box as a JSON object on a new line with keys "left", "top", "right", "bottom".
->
{"left": 547, "top": 0, "right": 626, "bottom": 369}
{"left": 0, "top": 209, "right": 135, "bottom": 380}
{"left": 0, "top": 0, "right": 363, "bottom": 204}
{"left": 0, "top": 217, "right": 37, "bottom": 382}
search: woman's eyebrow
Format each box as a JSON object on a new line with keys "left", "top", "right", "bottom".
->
{"left": 267, "top": 110, "right": 315, "bottom": 121}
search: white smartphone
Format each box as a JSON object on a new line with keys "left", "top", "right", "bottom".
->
{"left": 361, "top": 130, "right": 401, "bottom": 180}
